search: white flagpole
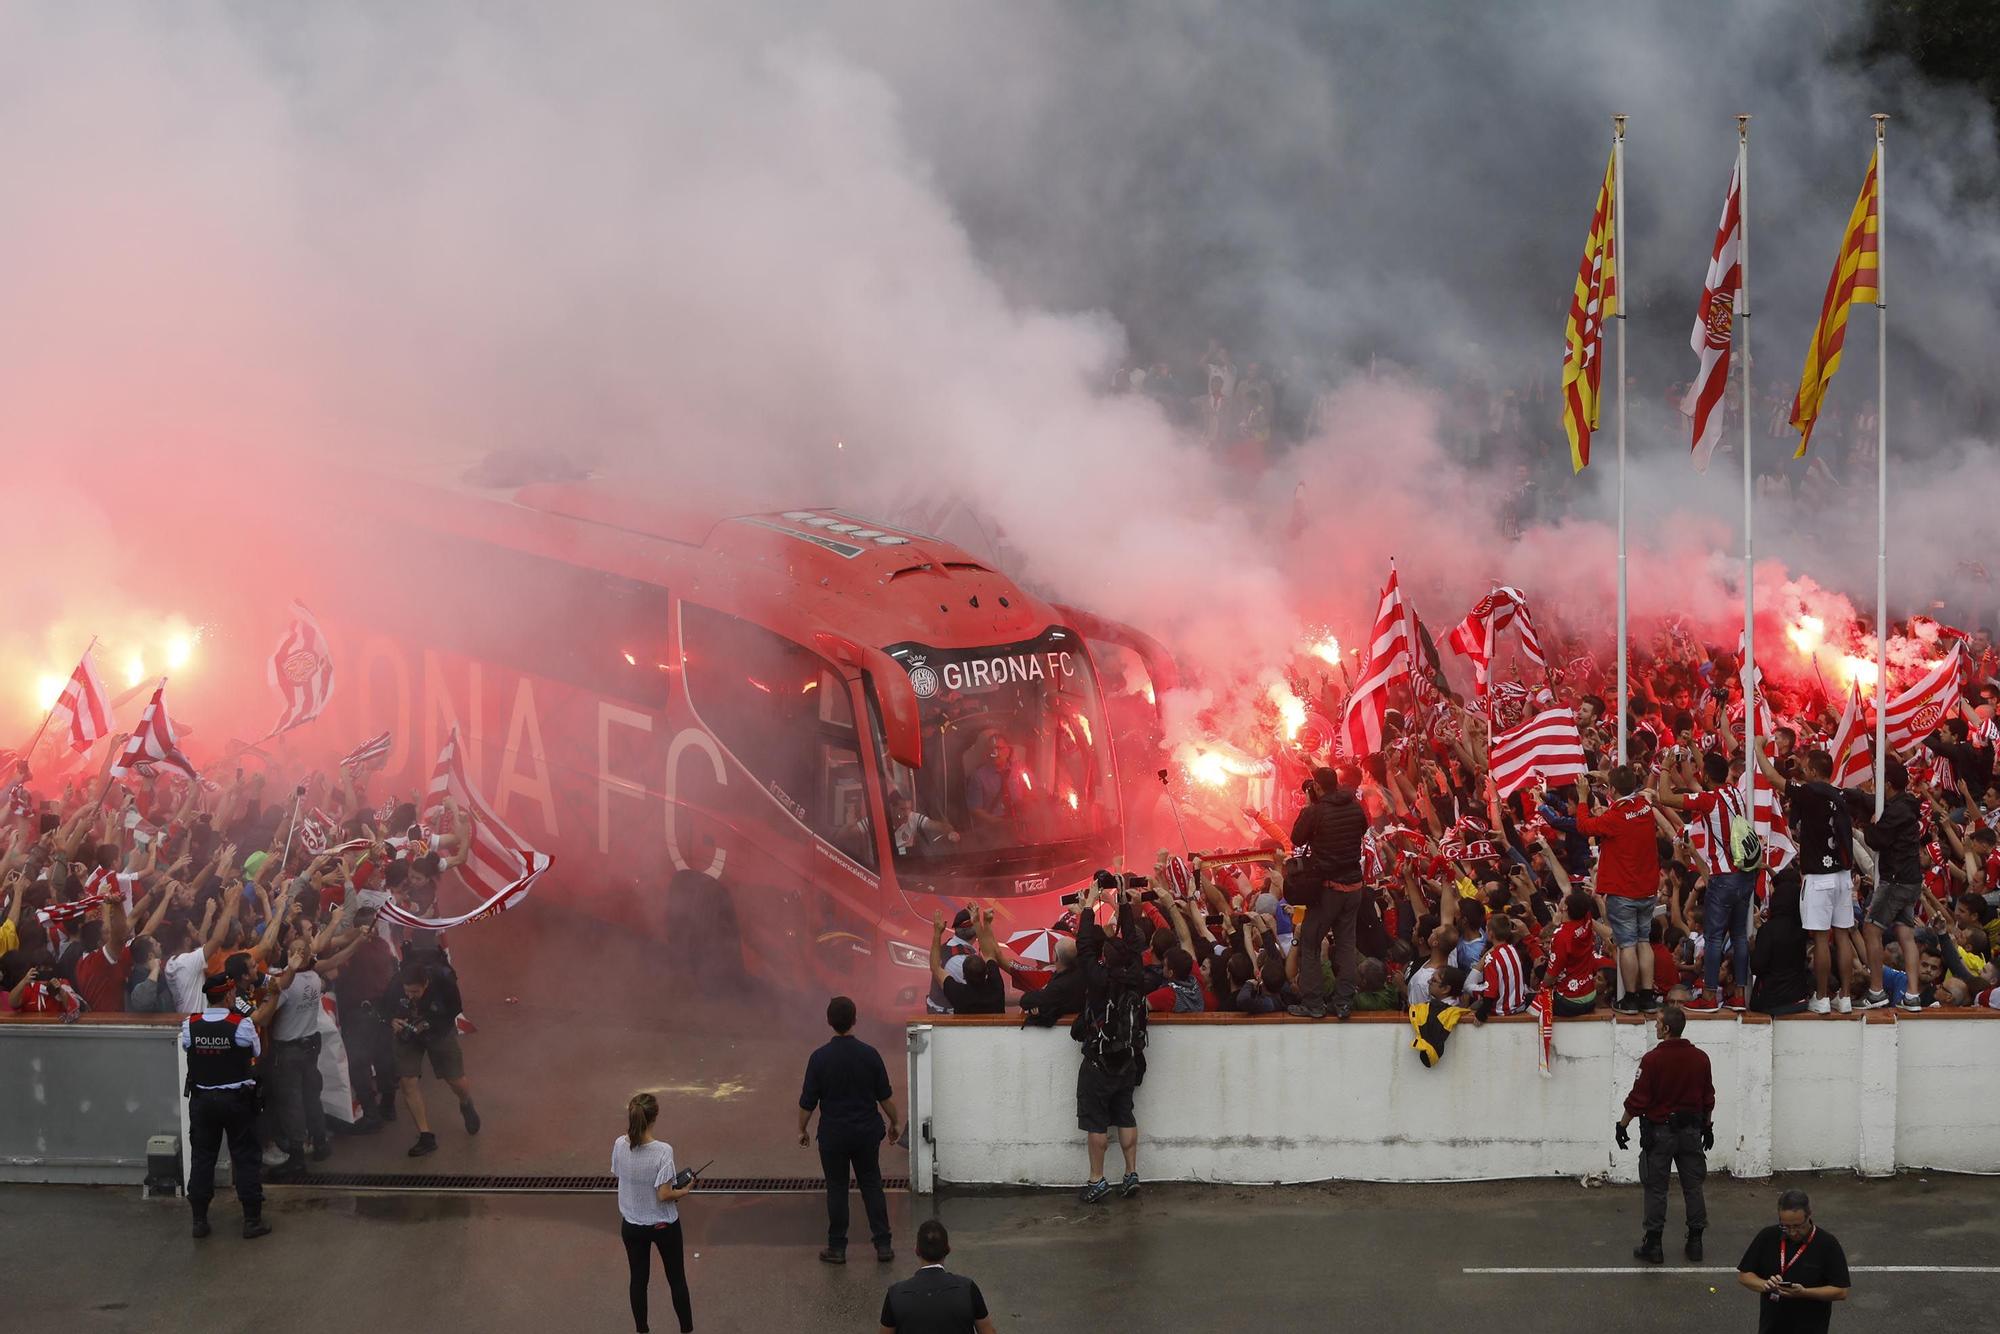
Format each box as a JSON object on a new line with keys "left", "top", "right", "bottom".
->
{"left": 1613, "top": 113, "right": 1629, "bottom": 767}
{"left": 1873, "top": 113, "right": 1890, "bottom": 817}
{"left": 1738, "top": 116, "right": 1755, "bottom": 773}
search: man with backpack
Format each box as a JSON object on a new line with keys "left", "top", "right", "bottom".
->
{"left": 1656, "top": 751, "right": 1758, "bottom": 1010}
{"left": 1285, "top": 766, "right": 1369, "bottom": 1020}
{"left": 1071, "top": 873, "right": 1148, "bottom": 1204}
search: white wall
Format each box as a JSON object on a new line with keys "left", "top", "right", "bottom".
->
{"left": 907, "top": 1013, "right": 2000, "bottom": 1190}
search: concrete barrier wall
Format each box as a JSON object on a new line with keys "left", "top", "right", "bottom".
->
{"left": 0, "top": 1017, "right": 187, "bottom": 1185}
{"left": 906, "top": 1010, "right": 2000, "bottom": 1191}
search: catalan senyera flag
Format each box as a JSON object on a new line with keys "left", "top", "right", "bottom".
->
{"left": 1789, "top": 151, "right": 1879, "bottom": 456}
{"left": 1561, "top": 150, "right": 1619, "bottom": 472}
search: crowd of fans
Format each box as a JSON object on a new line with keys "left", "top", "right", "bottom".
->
{"left": 925, "top": 618, "right": 2000, "bottom": 1047}
{"left": 0, "top": 746, "right": 484, "bottom": 1166}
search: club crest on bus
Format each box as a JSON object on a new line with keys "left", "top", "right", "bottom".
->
{"left": 906, "top": 656, "right": 939, "bottom": 699}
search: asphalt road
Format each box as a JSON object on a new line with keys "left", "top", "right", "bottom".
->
{"left": 9, "top": 1173, "right": 1998, "bottom": 1332}
{"left": 319, "top": 903, "right": 909, "bottom": 1179}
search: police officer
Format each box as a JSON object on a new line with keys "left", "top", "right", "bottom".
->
{"left": 182, "top": 947, "right": 296, "bottom": 1239}
{"left": 1615, "top": 1002, "right": 1714, "bottom": 1264}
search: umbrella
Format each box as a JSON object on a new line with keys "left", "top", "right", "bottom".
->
{"left": 1005, "top": 928, "right": 1071, "bottom": 967}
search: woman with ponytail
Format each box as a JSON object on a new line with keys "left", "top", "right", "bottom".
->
{"left": 613, "top": 1091, "right": 696, "bottom": 1333}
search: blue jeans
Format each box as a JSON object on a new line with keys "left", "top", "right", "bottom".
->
{"left": 1703, "top": 871, "right": 1754, "bottom": 996}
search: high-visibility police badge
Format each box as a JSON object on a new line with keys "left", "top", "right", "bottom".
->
{"left": 907, "top": 657, "right": 939, "bottom": 700}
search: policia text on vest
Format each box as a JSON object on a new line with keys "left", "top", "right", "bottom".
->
{"left": 182, "top": 952, "right": 293, "bottom": 1240}
{"left": 1614, "top": 1003, "right": 1716, "bottom": 1265}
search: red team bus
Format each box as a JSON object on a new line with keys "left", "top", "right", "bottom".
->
{"left": 190, "top": 474, "right": 1174, "bottom": 1012}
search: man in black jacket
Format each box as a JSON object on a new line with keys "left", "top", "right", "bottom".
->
{"left": 1018, "top": 935, "right": 1084, "bottom": 1027}
{"left": 1286, "top": 765, "right": 1369, "bottom": 1020}
{"left": 1760, "top": 745, "right": 1866, "bottom": 1014}
{"left": 1859, "top": 757, "right": 1926, "bottom": 1012}
{"left": 1070, "top": 875, "right": 1147, "bottom": 1203}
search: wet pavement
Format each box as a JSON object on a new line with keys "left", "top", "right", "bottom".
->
{"left": 9, "top": 1172, "right": 2000, "bottom": 1332}
{"left": 317, "top": 904, "right": 909, "bottom": 1179}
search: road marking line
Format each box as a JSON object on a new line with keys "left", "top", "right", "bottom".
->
{"left": 1464, "top": 1266, "right": 2000, "bottom": 1275}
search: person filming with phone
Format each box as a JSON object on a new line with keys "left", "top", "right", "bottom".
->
{"left": 613, "top": 1091, "right": 697, "bottom": 1334}
{"left": 1735, "top": 1188, "right": 1850, "bottom": 1331}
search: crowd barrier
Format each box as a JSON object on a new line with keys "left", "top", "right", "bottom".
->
{"left": 905, "top": 1009, "right": 2000, "bottom": 1192}
{"left": 1, "top": 1009, "right": 357, "bottom": 1187}
{"left": 0, "top": 1015, "right": 187, "bottom": 1185}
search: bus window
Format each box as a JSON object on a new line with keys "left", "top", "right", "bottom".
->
{"left": 679, "top": 604, "right": 876, "bottom": 870}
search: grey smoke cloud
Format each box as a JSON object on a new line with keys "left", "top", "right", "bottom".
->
{"left": 1, "top": 0, "right": 1995, "bottom": 730}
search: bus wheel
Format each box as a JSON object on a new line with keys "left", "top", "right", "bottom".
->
{"left": 665, "top": 870, "right": 743, "bottom": 983}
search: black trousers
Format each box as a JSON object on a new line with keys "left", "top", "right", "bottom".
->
{"left": 818, "top": 1138, "right": 891, "bottom": 1250}
{"left": 620, "top": 1218, "right": 694, "bottom": 1334}
{"left": 1295, "top": 887, "right": 1362, "bottom": 1010}
{"left": 342, "top": 1008, "right": 396, "bottom": 1117}
{"left": 187, "top": 1087, "right": 263, "bottom": 1214}
{"left": 1639, "top": 1122, "right": 1708, "bottom": 1235}
{"left": 268, "top": 1035, "right": 327, "bottom": 1153}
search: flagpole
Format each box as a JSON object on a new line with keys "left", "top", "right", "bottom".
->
{"left": 1873, "top": 113, "right": 1890, "bottom": 818}
{"left": 1738, "top": 116, "right": 1755, "bottom": 774}
{"left": 20, "top": 636, "right": 98, "bottom": 762}
{"left": 1613, "top": 113, "right": 1629, "bottom": 768}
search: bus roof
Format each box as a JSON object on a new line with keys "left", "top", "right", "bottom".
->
{"left": 452, "top": 477, "right": 1063, "bottom": 655}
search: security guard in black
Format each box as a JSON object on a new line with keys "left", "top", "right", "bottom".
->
{"left": 1615, "top": 1003, "right": 1714, "bottom": 1263}
{"left": 182, "top": 958, "right": 275, "bottom": 1239}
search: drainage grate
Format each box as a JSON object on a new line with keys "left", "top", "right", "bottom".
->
{"left": 276, "top": 1172, "right": 909, "bottom": 1194}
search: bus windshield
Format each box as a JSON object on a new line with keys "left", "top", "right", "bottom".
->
{"left": 874, "top": 627, "right": 1119, "bottom": 880}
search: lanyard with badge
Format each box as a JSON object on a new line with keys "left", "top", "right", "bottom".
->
{"left": 1772, "top": 1226, "right": 1815, "bottom": 1300}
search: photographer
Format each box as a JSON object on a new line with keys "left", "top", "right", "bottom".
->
{"left": 1072, "top": 874, "right": 1147, "bottom": 1204}
{"left": 1286, "top": 765, "right": 1368, "bottom": 1020}
{"left": 384, "top": 955, "right": 481, "bottom": 1158}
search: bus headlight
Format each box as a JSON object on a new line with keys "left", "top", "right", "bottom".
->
{"left": 885, "top": 939, "right": 928, "bottom": 970}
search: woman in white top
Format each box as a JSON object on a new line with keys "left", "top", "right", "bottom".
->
{"left": 613, "top": 1092, "right": 696, "bottom": 1333}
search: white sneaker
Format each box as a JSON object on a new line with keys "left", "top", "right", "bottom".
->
{"left": 1808, "top": 996, "right": 1832, "bottom": 1015}
{"left": 1834, "top": 995, "right": 1853, "bottom": 1014}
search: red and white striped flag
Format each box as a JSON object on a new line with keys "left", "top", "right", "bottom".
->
{"left": 1828, "top": 679, "right": 1874, "bottom": 787}
{"left": 376, "top": 850, "right": 553, "bottom": 932}
{"left": 418, "top": 726, "right": 546, "bottom": 903}
{"left": 299, "top": 806, "right": 338, "bottom": 855}
{"left": 1531, "top": 981, "right": 1555, "bottom": 1078}
{"left": 1883, "top": 646, "right": 1962, "bottom": 756}
{"left": 1745, "top": 764, "right": 1795, "bottom": 873}
{"left": 1682, "top": 157, "right": 1742, "bottom": 471}
{"left": 266, "top": 601, "right": 335, "bottom": 737}
{"left": 109, "top": 683, "right": 197, "bottom": 782}
{"left": 1445, "top": 587, "right": 1545, "bottom": 699}
{"left": 1341, "top": 566, "right": 1413, "bottom": 758}
{"left": 50, "top": 648, "right": 114, "bottom": 754}
{"left": 1488, "top": 707, "right": 1587, "bottom": 797}
{"left": 340, "top": 731, "right": 393, "bottom": 770}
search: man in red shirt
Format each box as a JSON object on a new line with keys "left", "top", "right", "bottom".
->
{"left": 1547, "top": 891, "right": 1613, "bottom": 1015}
{"left": 1616, "top": 1003, "right": 1715, "bottom": 1265}
{"left": 1574, "top": 767, "right": 1663, "bottom": 1013}
{"left": 74, "top": 903, "right": 133, "bottom": 1014}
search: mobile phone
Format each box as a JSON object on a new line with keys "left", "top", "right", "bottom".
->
{"left": 1139, "top": 889, "right": 1160, "bottom": 903}
{"left": 1204, "top": 913, "right": 1225, "bottom": 928}
{"left": 1060, "top": 892, "right": 1083, "bottom": 907}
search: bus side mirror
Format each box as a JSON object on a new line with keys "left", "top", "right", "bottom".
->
{"left": 1054, "top": 604, "right": 1180, "bottom": 708}
{"left": 813, "top": 633, "right": 925, "bottom": 770}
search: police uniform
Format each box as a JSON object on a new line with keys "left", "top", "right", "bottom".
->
{"left": 182, "top": 1004, "right": 269, "bottom": 1238}
{"left": 1622, "top": 1032, "right": 1714, "bottom": 1259}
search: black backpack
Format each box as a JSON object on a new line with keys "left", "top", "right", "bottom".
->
{"left": 1080, "top": 989, "right": 1148, "bottom": 1073}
